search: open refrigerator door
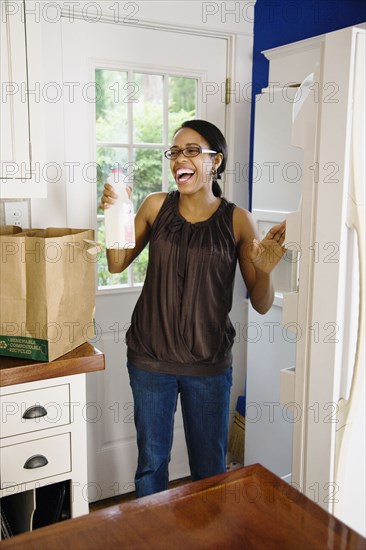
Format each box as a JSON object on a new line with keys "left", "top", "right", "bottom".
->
{"left": 283, "top": 25, "right": 365, "bottom": 537}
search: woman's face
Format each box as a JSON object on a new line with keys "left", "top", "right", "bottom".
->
{"left": 170, "top": 127, "right": 221, "bottom": 195}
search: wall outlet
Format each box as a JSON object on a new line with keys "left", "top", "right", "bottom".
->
{"left": 4, "top": 201, "right": 30, "bottom": 228}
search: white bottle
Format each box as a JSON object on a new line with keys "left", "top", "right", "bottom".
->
{"left": 105, "top": 168, "right": 135, "bottom": 249}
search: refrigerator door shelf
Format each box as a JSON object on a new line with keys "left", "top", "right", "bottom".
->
{"left": 283, "top": 210, "right": 301, "bottom": 249}
{"left": 257, "top": 219, "right": 299, "bottom": 294}
{"left": 279, "top": 366, "right": 296, "bottom": 406}
{"left": 282, "top": 291, "right": 299, "bottom": 330}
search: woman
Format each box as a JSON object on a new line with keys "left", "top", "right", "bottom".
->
{"left": 100, "top": 119, "right": 286, "bottom": 498}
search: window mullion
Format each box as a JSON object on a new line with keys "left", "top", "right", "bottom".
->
{"left": 128, "top": 69, "right": 134, "bottom": 286}
{"left": 162, "top": 74, "right": 169, "bottom": 192}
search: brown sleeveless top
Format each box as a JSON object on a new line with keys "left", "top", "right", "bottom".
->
{"left": 126, "top": 191, "right": 238, "bottom": 376}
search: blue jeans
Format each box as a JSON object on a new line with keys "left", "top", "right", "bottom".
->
{"left": 127, "top": 361, "right": 232, "bottom": 498}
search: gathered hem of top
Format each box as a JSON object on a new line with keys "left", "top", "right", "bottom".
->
{"left": 127, "top": 349, "right": 232, "bottom": 377}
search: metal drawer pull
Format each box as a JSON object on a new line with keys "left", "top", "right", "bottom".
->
{"left": 22, "top": 405, "right": 48, "bottom": 419}
{"left": 23, "top": 454, "right": 49, "bottom": 469}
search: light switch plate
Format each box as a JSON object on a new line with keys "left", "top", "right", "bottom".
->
{"left": 4, "top": 201, "right": 30, "bottom": 228}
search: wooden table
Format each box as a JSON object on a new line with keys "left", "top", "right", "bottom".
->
{"left": 0, "top": 464, "right": 364, "bottom": 549}
{"left": 0, "top": 342, "right": 105, "bottom": 387}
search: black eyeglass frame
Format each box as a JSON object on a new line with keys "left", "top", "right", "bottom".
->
{"left": 164, "top": 145, "right": 217, "bottom": 160}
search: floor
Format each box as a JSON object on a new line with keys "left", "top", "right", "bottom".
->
{"left": 89, "top": 477, "right": 191, "bottom": 512}
{"left": 89, "top": 463, "right": 243, "bottom": 512}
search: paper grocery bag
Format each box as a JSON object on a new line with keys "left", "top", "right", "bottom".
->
{"left": 0, "top": 227, "right": 97, "bottom": 362}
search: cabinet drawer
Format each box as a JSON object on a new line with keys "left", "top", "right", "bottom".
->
{"left": 0, "top": 384, "right": 70, "bottom": 438}
{"left": 1, "top": 433, "right": 71, "bottom": 488}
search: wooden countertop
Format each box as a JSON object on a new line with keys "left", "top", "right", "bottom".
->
{"left": 0, "top": 343, "right": 105, "bottom": 387}
{"left": 0, "top": 464, "right": 364, "bottom": 549}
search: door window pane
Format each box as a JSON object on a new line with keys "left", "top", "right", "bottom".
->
{"left": 96, "top": 70, "right": 128, "bottom": 143}
{"left": 133, "top": 148, "right": 162, "bottom": 211}
{"left": 168, "top": 76, "right": 197, "bottom": 138}
{"left": 133, "top": 74, "right": 163, "bottom": 144}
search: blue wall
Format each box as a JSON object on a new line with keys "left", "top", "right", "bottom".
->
{"left": 249, "top": 0, "right": 366, "bottom": 209}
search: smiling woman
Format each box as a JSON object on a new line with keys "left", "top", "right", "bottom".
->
{"left": 100, "top": 119, "right": 286, "bottom": 498}
{"left": 169, "top": 120, "right": 228, "bottom": 202}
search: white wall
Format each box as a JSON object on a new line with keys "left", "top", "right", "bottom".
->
{"left": 49, "top": 0, "right": 255, "bottom": 35}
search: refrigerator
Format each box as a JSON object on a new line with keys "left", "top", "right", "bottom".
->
{"left": 246, "top": 24, "right": 365, "bottom": 537}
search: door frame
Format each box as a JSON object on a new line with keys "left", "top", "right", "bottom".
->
{"left": 61, "top": 3, "right": 252, "bottom": 450}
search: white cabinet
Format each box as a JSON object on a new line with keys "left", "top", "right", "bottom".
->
{"left": 0, "top": 374, "right": 89, "bottom": 539}
{"left": 0, "top": 0, "right": 46, "bottom": 198}
{"left": 2, "top": 433, "right": 71, "bottom": 488}
{"left": 0, "top": 0, "right": 30, "bottom": 178}
{"left": 1, "top": 383, "right": 70, "bottom": 438}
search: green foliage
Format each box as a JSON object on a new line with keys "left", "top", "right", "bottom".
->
{"left": 169, "top": 76, "right": 196, "bottom": 127}
{"left": 95, "top": 69, "right": 128, "bottom": 143}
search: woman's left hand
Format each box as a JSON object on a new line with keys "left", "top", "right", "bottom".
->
{"left": 247, "top": 221, "right": 286, "bottom": 275}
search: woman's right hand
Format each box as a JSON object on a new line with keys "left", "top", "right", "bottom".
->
{"left": 100, "top": 183, "right": 117, "bottom": 210}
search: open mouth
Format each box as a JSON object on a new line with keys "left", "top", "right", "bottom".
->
{"left": 175, "top": 168, "right": 195, "bottom": 184}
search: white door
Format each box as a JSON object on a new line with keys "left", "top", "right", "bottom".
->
{"left": 61, "top": 15, "right": 228, "bottom": 501}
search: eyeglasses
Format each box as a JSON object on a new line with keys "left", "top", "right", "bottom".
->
{"left": 164, "top": 145, "right": 217, "bottom": 160}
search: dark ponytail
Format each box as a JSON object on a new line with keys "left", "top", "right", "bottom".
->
{"left": 173, "top": 119, "right": 227, "bottom": 198}
{"left": 211, "top": 171, "right": 222, "bottom": 198}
